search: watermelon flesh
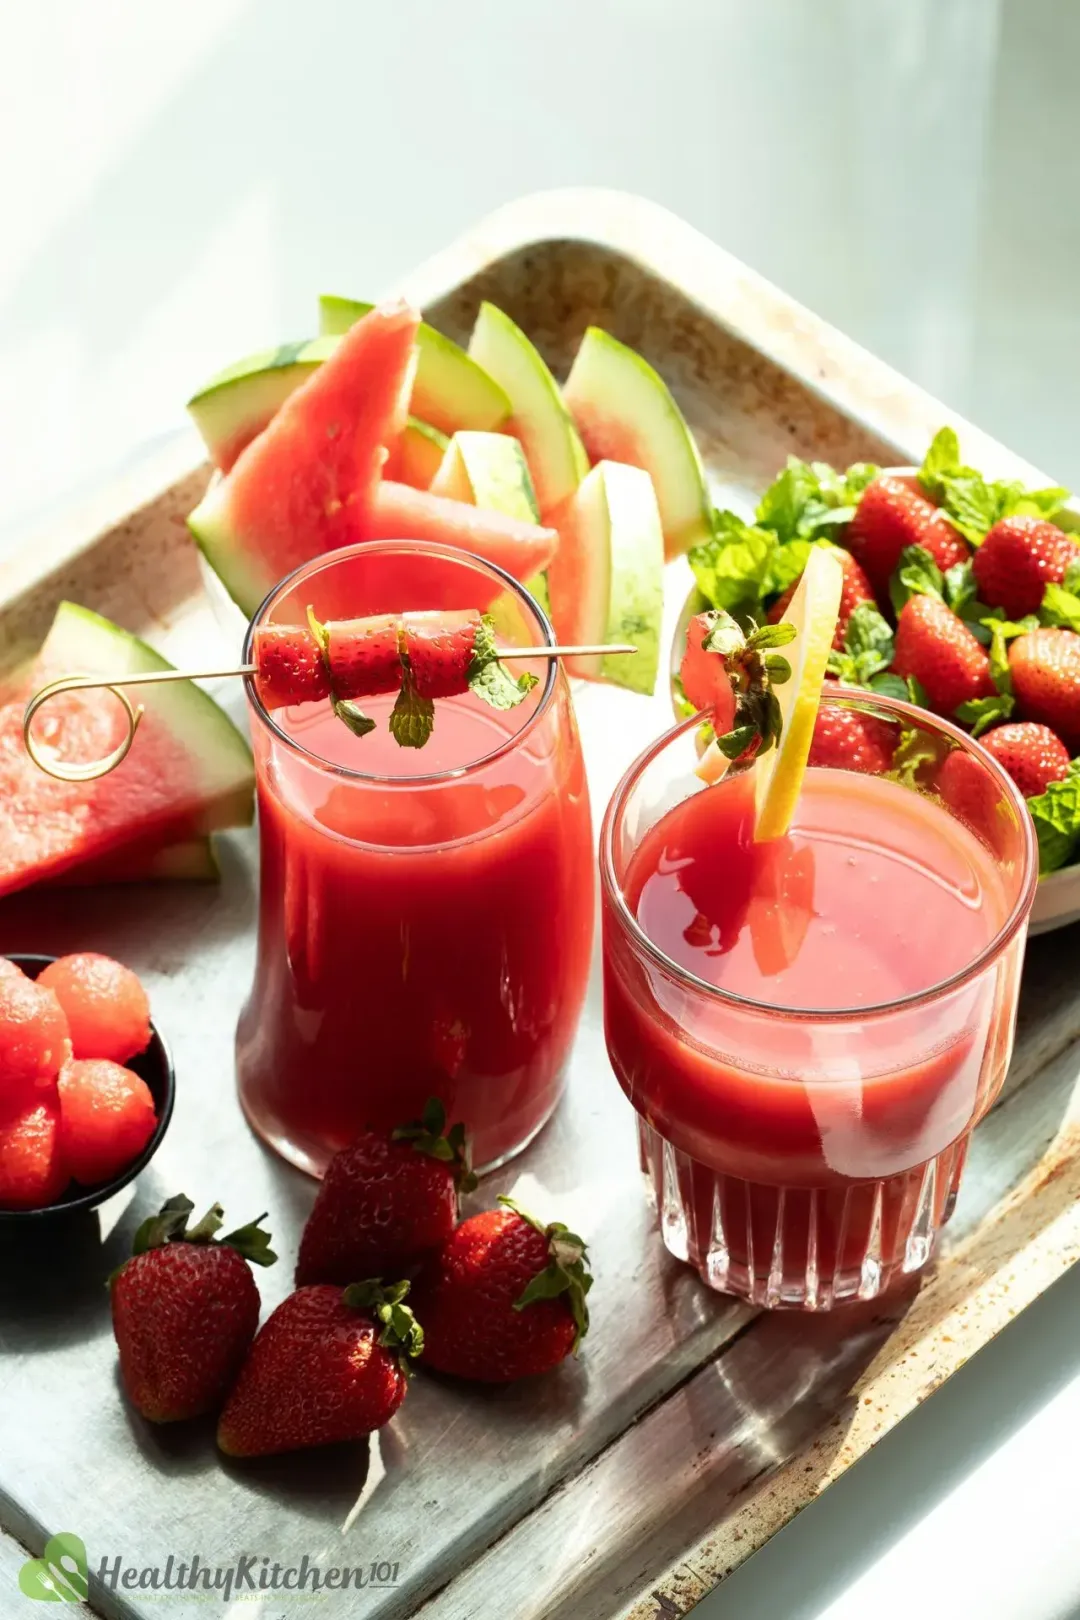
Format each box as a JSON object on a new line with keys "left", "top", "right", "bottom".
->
{"left": 360, "top": 480, "right": 558, "bottom": 585}
{"left": 1, "top": 603, "right": 253, "bottom": 898}
{"left": 188, "top": 302, "right": 421, "bottom": 617}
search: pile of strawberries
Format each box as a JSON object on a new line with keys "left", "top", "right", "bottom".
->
{"left": 700, "top": 432, "right": 1080, "bottom": 865}
{"left": 0, "top": 953, "right": 158, "bottom": 1210}
{"left": 110, "top": 1100, "right": 592, "bottom": 1458}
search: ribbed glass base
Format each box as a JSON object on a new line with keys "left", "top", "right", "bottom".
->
{"left": 638, "top": 1117, "right": 968, "bottom": 1310}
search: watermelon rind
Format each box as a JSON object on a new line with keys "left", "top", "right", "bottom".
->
{"left": 431, "top": 430, "right": 550, "bottom": 615}
{"left": 187, "top": 337, "right": 338, "bottom": 469}
{"left": 187, "top": 474, "right": 266, "bottom": 619}
{"left": 51, "top": 837, "right": 221, "bottom": 886}
{"left": 548, "top": 461, "right": 664, "bottom": 696}
{"left": 562, "top": 326, "right": 712, "bottom": 558}
{"left": 318, "top": 295, "right": 510, "bottom": 436}
{"left": 467, "top": 302, "right": 588, "bottom": 517}
{"left": 40, "top": 602, "right": 254, "bottom": 831}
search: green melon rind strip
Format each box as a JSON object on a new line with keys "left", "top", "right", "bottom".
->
{"left": 467, "top": 302, "right": 588, "bottom": 516}
{"left": 562, "top": 326, "right": 711, "bottom": 556}
{"left": 187, "top": 477, "right": 268, "bottom": 619}
{"left": 45, "top": 602, "right": 254, "bottom": 828}
{"left": 318, "top": 295, "right": 511, "bottom": 435}
{"left": 596, "top": 462, "right": 664, "bottom": 696}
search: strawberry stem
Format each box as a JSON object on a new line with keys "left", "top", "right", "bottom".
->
{"left": 498, "top": 1195, "right": 593, "bottom": 1352}
{"left": 343, "top": 1278, "right": 425, "bottom": 1371}
{"left": 128, "top": 1195, "right": 276, "bottom": 1265}
{"left": 392, "top": 1097, "right": 478, "bottom": 1193}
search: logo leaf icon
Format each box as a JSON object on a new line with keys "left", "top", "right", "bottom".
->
{"left": 19, "top": 1533, "right": 87, "bottom": 1603}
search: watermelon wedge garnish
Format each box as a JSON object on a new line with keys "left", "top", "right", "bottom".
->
{"left": 4, "top": 603, "right": 253, "bottom": 897}
{"left": 188, "top": 301, "right": 421, "bottom": 616}
{"left": 359, "top": 480, "right": 558, "bottom": 584}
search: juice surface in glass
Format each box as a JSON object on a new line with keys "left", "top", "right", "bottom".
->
{"left": 238, "top": 543, "right": 594, "bottom": 1176}
{"left": 602, "top": 696, "right": 1036, "bottom": 1309}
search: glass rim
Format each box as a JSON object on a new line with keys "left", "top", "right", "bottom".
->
{"left": 241, "top": 540, "right": 557, "bottom": 786}
{"left": 599, "top": 688, "right": 1039, "bottom": 1023}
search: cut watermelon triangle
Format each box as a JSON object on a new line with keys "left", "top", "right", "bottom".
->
{"left": 0, "top": 603, "right": 253, "bottom": 898}
{"left": 359, "top": 480, "right": 558, "bottom": 586}
{"left": 188, "top": 301, "right": 420, "bottom": 617}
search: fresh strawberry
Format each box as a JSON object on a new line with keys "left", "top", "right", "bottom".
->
{"left": 295, "top": 1098, "right": 475, "bottom": 1287}
{"left": 768, "top": 547, "right": 874, "bottom": 649}
{"left": 978, "top": 721, "right": 1071, "bottom": 799}
{"left": 808, "top": 706, "right": 894, "bottom": 774}
{"left": 971, "top": 516, "right": 1078, "bottom": 619}
{"left": 403, "top": 611, "right": 481, "bottom": 699}
{"left": 680, "top": 612, "right": 737, "bottom": 727}
{"left": 0, "top": 1098, "right": 69, "bottom": 1209}
{"left": 111, "top": 1196, "right": 276, "bottom": 1423}
{"left": 412, "top": 1197, "right": 592, "bottom": 1382}
{"left": 892, "top": 594, "right": 994, "bottom": 716}
{"left": 848, "top": 475, "right": 969, "bottom": 592}
{"left": 326, "top": 614, "right": 403, "bottom": 698}
{"left": 252, "top": 623, "right": 331, "bottom": 710}
{"left": 679, "top": 609, "right": 794, "bottom": 765}
{"left": 935, "top": 749, "right": 1011, "bottom": 855}
{"left": 1010, "top": 628, "right": 1080, "bottom": 751}
{"left": 217, "top": 1280, "right": 422, "bottom": 1457}
{"left": 57, "top": 1059, "right": 157, "bottom": 1185}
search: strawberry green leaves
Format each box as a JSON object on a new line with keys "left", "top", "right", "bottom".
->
{"left": 828, "top": 602, "right": 894, "bottom": 686}
{"left": 393, "top": 1096, "right": 478, "bottom": 1193}
{"left": 128, "top": 1194, "right": 277, "bottom": 1265}
{"left": 918, "top": 427, "right": 1069, "bottom": 545}
{"left": 343, "top": 1278, "right": 425, "bottom": 1369}
{"left": 499, "top": 1195, "right": 593, "bottom": 1352}
{"left": 699, "top": 612, "right": 795, "bottom": 761}
{"left": 1027, "top": 761, "right": 1080, "bottom": 873}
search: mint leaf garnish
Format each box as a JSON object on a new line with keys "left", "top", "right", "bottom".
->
{"left": 828, "top": 601, "right": 895, "bottom": 687}
{"left": 332, "top": 697, "right": 376, "bottom": 737}
{"left": 389, "top": 669, "right": 435, "bottom": 748}
{"left": 890, "top": 545, "right": 944, "bottom": 616}
{"left": 955, "top": 691, "right": 1015, "bottom": 737}
{"left": 467, "top": 614, "right": 539, "bottom": 711}
{"left": 1028, "top": 763, "right": 1080, "bottom": 873}
{"left": 754, "top": 458, "right": 878, "bottom": 545}
{"left": 917, "top": 426, "right": 1068, "bottom": 544}
{"left": 689, "top": 511, "right": 775, "bottom": 623}
{"left": 1040, "top": 582, "right": 1080, "bottom": 634}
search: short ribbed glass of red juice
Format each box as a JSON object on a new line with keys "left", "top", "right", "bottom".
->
{"left": 237, "top": 541, "right": 594, "bottom": 1177}
{"left": 601, "top": 688, "right": 1037, "bottom": 1309}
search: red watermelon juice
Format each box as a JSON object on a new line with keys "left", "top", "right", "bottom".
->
{"left": 238, "top": 543, "right": 593, "bottom": 1176}
{"left": 601, "top": 703, "right": 1036, "bottom": 1309}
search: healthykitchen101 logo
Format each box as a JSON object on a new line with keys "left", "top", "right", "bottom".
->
{"left": 19, "top": 1533, "right": 89, "bottom": 1603}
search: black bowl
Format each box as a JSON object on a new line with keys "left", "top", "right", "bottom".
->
{"left": 0, "top": 954, "right": 175, "bottom": 1224}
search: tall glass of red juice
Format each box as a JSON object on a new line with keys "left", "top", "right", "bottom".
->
{"left": 238, "top": 541, "right": 594, "bottom": 1177}
{"left": 601, "top": 688, "right": 1037, "bottom": 1309}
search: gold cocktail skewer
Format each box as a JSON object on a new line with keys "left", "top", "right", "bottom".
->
{"left": 23, "top": 643, "right": 637, "bottom": 784}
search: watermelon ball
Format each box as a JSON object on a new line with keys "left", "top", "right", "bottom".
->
{"left": 0, "top": 958, "right": 26, "bottom": 983}
{"left": 0, "top": 974, "right": 71, "bottom": 1113}
{"left": 39, "top": 953, "right": 151, "bottom": 1064}
{"left": 57, "top": 1060, "right": 157, "bottom": 1186}
{"left": 0, "top": 1099, "right": 70, "bottom": 1210}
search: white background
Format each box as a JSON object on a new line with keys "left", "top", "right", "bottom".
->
{"left": 2, "top": 1, "right": 1080, "bottom": 1616}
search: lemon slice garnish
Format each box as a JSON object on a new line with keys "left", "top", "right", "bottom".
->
{"left": 753, "top": 545, "right": 843, "bottom": 842}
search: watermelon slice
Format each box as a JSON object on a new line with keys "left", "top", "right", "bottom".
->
{"left": 396, "top": 419, "right": 449, "bottom": 489}
{"left": 188, "top": 301, "right": 420, "bottom": 617}
{"left": 359, "top": 480, "right": 559, "bottom": 585}
{"left": 467, "top": 303, "right": 588, "bottom": 518}
{"left": 187, "top": 337, "right": 336, "bottom": 472}
{"left": 319, "top": 296, "right": 511, "bottom": 435}
{"left": 562, "top": 327, "right": 712, "bottom": 558}
{"left": 547, "top": 461, "right": 664, "bottom": 694}
{"left": 429, "top": 431, "right": 550, "bottom": 615}
{"left": 2, "top": 603, "right": 253, "bottom": 898}
{"left": 49, "top": 838, "right": 221, "bottom": 885}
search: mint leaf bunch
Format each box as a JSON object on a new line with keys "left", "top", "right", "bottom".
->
{"left": 918, "top": 426, "right": 1069, "bottom": 546}
{"left": 1028, "top": 761, "right": 1080, "bottom": 874}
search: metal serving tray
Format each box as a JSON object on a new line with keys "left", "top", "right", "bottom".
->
{"left": 2, "top": 190, "right": 1079, "bottom": 1620}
